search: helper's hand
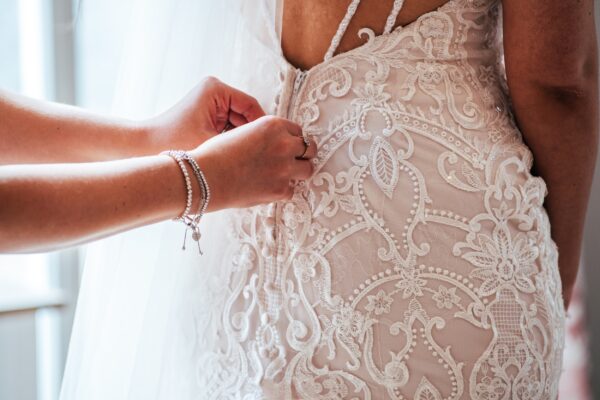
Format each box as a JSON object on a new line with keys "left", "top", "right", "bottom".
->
{"left": 190, "top": 116, "right": 318, "bottom": 211}
{"left": 147, "top": 77, "right": 266, "bottom": 152}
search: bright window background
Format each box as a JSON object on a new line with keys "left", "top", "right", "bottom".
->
{"left": 75, "top": 0, "right": 134, "bottom": 112}
{"left": 0, "top": 0, "right": 133, "bottom": 399}
{"left": 0, "top": 0, "right": 21, "bottom": 93}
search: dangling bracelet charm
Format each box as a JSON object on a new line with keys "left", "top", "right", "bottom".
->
{"left": 181, "top": 152, "right": 211, "bottom": 254}
{"left": 160, "top": 150, "right": 211, "bottom": 255}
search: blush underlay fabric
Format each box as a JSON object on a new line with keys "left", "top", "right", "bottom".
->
{"left": 60, "top": 1, "right": 565, "bottom": 399}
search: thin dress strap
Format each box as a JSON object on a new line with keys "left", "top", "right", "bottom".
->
{"left": 383, "top": 0, "right": 406, "bottom": 34}
{"left": 323, "top": 0, "right": 362, "bottom": 61}
{"left": 324, "top": 0, "right": 407, "bottom": 61}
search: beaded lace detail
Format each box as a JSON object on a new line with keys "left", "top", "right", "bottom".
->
{"left": 324, "top": 0, "right": 362, "bottom": 61}
{"left": 384, "top": 0, "right": 406, "bottom": 34}
{"left": 195, "top": 0, "right": 565, "bottom": 398}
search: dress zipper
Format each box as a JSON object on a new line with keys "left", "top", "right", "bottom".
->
{"left": 274, "top": 68, "right": 308, "bottom": 281}
{"left": 288, "top": 69, "right": 308, "bottom": 119}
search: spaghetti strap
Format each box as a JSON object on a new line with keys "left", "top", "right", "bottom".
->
{"left": 323, "top": 0, "right": 362, "bottom": 61}
{"left": 324, "top": 0, "right": 407, "bottom": 61}
{"left": 383, "top": 0, "right": 406, "bottom": 34}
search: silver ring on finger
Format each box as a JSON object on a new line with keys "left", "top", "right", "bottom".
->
{"left": 297, "top": 136, "right": 310, "bottom": 160}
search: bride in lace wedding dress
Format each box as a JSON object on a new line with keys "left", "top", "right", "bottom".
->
{"left": 61, "top": 0, "right": 598, "bottom": 399}
{"left": 197, "top": 1, "right": 566, "bottom": 398}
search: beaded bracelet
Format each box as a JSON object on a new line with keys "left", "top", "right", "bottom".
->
{"left": 160, "top": 150, "right": 193, "bottom": 221}
{"left": 182, "top": 153, "right": 211, "bottom": 217}
{"left": 160, "top": 150, "right": 210, "bottom": 255}
{"left": 181, "top": 152, "right": 211, "bottom": 254}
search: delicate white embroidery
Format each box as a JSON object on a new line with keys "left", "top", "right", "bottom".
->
{"left": 194, "top": 0, "right": 565, "bottom": 398}
{"left": 462, "top": 226, "right": 538, "bottom": 296}
{"left": 365, "top": 290, "right": 394, "bottom": 315}
{"left": 369, "top": 136, "right": 400, "bottom": 198}
{"left": 432, "top": 285, "right": 461, "bottom": 309}
{"left": 396, "top": 268, "right": 427, "bottom": 299}
{"left": 415, "top": 377, "right": 443, "bottom": 400}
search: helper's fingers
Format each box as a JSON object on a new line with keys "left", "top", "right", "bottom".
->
{"left": 228, "top": 111, "right": 249, "bottom": 128}
{"left": 281, "top": 119, "right": 303, "bottom": 138}
{"left": 291, "top": 136, "right": 317, "bottom": 160}
{"left": 302, "top": 138, "right": 318, "bottom": 160}
{"left": 290, "top": 159, "right": 314, "bottom": 180}
{"left": 226, "top": 84, "right": 266, "bottom": 123}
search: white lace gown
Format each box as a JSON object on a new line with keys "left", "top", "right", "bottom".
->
{"left": 191, "top": 0, "right": 566, "bottom": 399}
{"left": 59, "top": 0, "right": 565, "bottom": 399}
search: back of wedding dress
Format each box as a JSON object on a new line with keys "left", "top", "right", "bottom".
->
{"left": 61, "top": 1, "right": 565, "bottom": 399}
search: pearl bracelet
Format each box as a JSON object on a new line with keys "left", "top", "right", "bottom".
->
{"left": 182, "top": 153, "right": 211, "bottom": 217}
{"left": 160, "top": 150, "right": 193, "bottom": 221}
{"left": 181, "top": 152, "right": 211, "bottom": 254}
{"left": 160, "top": 150, "right": 210, "bottom": 255}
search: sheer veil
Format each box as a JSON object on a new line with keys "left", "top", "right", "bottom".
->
{"left": 60, "top": 1, "right": 286, "bottom": 398}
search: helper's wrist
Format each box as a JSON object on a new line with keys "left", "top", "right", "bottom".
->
{"left": 136, "top": 119, "right": 169, "bottom": 155}
{"left": 106, "top": 118, "right": 159, "bottom": 158}
{"left": 188, "top": 147, "right": 226, "bottom": 213}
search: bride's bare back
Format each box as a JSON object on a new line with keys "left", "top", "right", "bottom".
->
{"left": 282, "top": 0, "right": 450, "bottom": 70}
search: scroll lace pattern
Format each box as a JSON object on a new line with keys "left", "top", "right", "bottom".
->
{"left": 195, "top": 0, "right": 565, "bottom": 398}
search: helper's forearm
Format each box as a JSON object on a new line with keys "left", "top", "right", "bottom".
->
{"left": 0, "top": 155, "right": 192, "bottom": 253}
{"left": 509, "top": 80, "right": 599, "bottom": 308}
{"left": 0, "top": 89, "right": 156, "bottom": 164}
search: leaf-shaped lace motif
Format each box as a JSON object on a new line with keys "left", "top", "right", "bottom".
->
{"left": 415, "top": 377, "right": 443, "bottom": 400}
{"left": 461, "top": 162, "right": 485, "bottom": 190}
{"left": 338, "top": 194, "right": 361, "bottom": 215}
{"left": 369, "top": 136, "right": 399, "bottom": 198}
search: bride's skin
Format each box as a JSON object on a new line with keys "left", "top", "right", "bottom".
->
{"left": 0, "top": 77, "right": 317, "bottom": 253}
{"left": 283, "top": 0, "right": 449, "bottom": 71}
{"left": 282, "top": 0, "right": 598, "bottom": 308}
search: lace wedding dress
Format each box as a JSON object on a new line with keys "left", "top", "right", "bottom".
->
{"left": 194, "top": 1, "right": 565, "bottom": 399}
{"left": 60, "top": 0, "right": 565, "bottom": 399}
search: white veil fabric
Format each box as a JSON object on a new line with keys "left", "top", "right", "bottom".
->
{"left": 60, "top": 1, "right": 287, "bottom": 398}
